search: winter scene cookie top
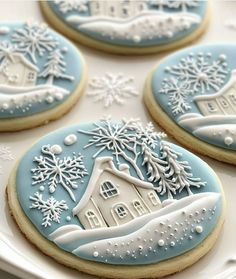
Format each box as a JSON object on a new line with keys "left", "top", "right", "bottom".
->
{"left": 47, "top": 0, "right": 208, "bottom": 47}
{"left": 15, "top": 118, "right": 223, "bottom": 265}
{"left": 0, "top": 22, "right": 84, "bottom": 119}
{"left": 151, "top": 44, "right": 236, "bottom": 150}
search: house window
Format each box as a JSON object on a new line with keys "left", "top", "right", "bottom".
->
{"left": 100, "top": 181, "right": 119, "bottom": 199}
{"left": 133, "top": 200, "right": 146, "bottom": 216}
{"left": 114, "top": 205, "right": 127, "bottom": 219}
{"left": 220, "top": 99, "right": 229, "bottom": 108}
{"left": 85, "top": 210, "right": 101, "bottom": 229}
{"left": 148, "top": 192, "right": 160, "bottom": 206}
{"left": 28, "top": 72, "right": 35, "bottom": 81}
{"left": 207, "top": 102, "right": 217, "bottom": 112}
{"left": 230, "top": 94, "right": 236, "bottom": 104}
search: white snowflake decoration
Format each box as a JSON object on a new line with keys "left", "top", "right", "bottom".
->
{"left": 31, "top": 145, "right": 88, "bottom": 202}
{"left": 54, "top": 0, "right": 88, "bottom": 13}
{"left": 160, "top": 53, "right": 229, "bottom": 115}
{"left": 30, "top": 192, "right": 68, "bottom": 227}
{"left": 87, "top": 73, "right": 139, "bottom": 108}
{"left": 12, "top": 22, "right": 58, "bottom": 64}
{"left": 79, "top": 118, "right": 205, "bottom": 198}
{"left": 0, "top": 145, "right": 14, "bottom": 161}
{"left": 0, "top": 41, "right": 19, "bottom": 63}
{"left": 169, "top": 0, "right": 200, "bottom": 11}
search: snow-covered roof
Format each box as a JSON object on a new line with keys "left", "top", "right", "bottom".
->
{"left": 73, "top": 157, "right": 154, "bottom": 215}
{"left": 194, "top": 70, "right": 236, "bottom": 102}
{"left": 9, "top": 53, "right": 39, "bottom": 72}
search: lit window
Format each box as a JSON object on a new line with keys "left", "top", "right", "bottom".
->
{"left": 148, "top": 192, "right": 160, "bottom": 206}
{"left": 28, "top": 72, "right": 35, "bottom": 81}
{"left": 100, "top": 181, "right": 119, "bottom": 199}
{"left": 207, "top": 102, "right": 217, "bottom": 112}
{"left": 133, "top": 200, "right": 146, "bottom": 216}
{"left": 114, "top": 205, "right": 127, "bottom": 219}
{"left": 85, "top": 210, "right": 101, "bottom": 229}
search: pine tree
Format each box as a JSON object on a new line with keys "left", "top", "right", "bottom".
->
{"left": 39, "top": 49, "right": 74, "bottom": 85}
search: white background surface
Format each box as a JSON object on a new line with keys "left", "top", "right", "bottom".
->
{"left": 1, "top": 1, "right": 236, "bottom": 279}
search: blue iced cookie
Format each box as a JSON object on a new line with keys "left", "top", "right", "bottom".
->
{"left": 7, "top": 118, "right": 224, "bottom": 278}
{"left": 40, "top": 0, "right": 209, "bottom": 54}
{"left": 145, "top": 43, "right": 236, "bottom": 164}
{"left": 0, "top": 21, "right": 87, "bottom": 131}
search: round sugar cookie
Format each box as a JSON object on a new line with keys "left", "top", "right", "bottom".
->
{"left": 39, "top": 0, "right": 210, "bottom": 55}
{"left": 7, "top": 118, "right": 225, "bottom": 278}
{"left": 144, "top": 43, "right": 236, "bottom": 165}
{"left": 0, "top": 21, "right": 87, "bottom": 132}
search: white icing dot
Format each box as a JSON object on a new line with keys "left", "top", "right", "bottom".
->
{"left": 55, "top": 93, "right": 64, "bottom": 101}
{"left": 2, "top": 103, "right": 9, "bottom": 110}
{"left": 224, "top": 136, "right": 233, "bottom": 146}
{"left": 219, "top": 54, "right": 227, "bottom": 61}
{"left": 66, "top": 216, "right": 71, "bottom": 222}
{"left": 158, "top": 239, "right": 165, "bottom": 247}
{"left": 93, "top": 251, "right": 99, "bottom": 258}
{"left": 138, "top": 245, "right": 143, "bottom": 251}
{"left": 64, "top": 134, "right": 77, "bottom": 146}
{"left": 46, "top": 96, "right": 54, "bottom": 104}
{"left": 170, "top": 241, "right": 175, "bottom": 247}
{"left": 195, "top": 226, "right": 203, "bottom": 234}
{"left": 39, "top": 186, "right": 44, "bottom": 192}
{"left": 133, "top": 35, "right": 141, "bottom": 43}
{"left": 50, "top": 144, "right": 62, "bottom": 155}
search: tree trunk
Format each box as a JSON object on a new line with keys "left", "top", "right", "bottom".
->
{"left": 47, "top": 75, "right": 54, "bottom": 85}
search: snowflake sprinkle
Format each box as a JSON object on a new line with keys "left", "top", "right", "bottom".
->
{"left": 31, "top": 145, "right": 88, "bottom": 202}
{"left": 87, "top": 73, "right": 139, "bottom": 108}
{"left": 54, "top": 0, "right": 89, "bottom": 14}
{"left": 30, "top": 192, "right": 68, "bottom": 227}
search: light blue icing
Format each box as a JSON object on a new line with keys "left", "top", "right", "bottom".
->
{"left": 16, "top": 122, "right": 223, "bottom": 265}
{"left": 46, "top": 1, "right": 207, "bottom": 47}
{"left": 151, "top": 43, "right": 236, "bottom": 150}
{"left": 0, "top": 22, "right": 84, "bottom": 119}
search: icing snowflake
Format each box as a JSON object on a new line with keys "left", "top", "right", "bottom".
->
{"left": 87, "top": 73, "right": 138, "bottom": 108}
{"left": 79, "top": 118, "right": 205, "bottom": 198}
{"left": 54, "top": 0, "right": 88, "bottom": 13}
{"left": 160, "top": 53, "right": 229, "bottom": 115}
{"left": 169, "top": 0, "right": 200, "bottom": 11}
{"left": 30, "top": 192, "right": 68, "bottom": 227}
{"left": 12, "top": 22, "right": 58, "bottom": 63}
{"left": 0, "top": 145, "right": 14, "bottom": 161}
{"left": 31, "top": 145, "right": 88, "bottom": 202}
{"left": 0, "top": 41, "right": 19, "bottom": 62}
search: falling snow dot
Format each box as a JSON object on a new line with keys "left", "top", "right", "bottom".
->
{"left": 224, "top": 136, "right": 233, "bottom": 146}
{"left": 158, "top": 239, "right": 165, "bottom": 247}
{"left": 93, "top": 251, "right": 99, "bottom": 258}
{"left": 195, "top": 226, "right": 203, "bottom": 234}
{"left": 133, "top": 35, "right": 141, "bottom": 43}
{"left": 66, "top": 216, "right": 71, "bottom": 222}
{"left": 50, "top": 144, "right": 62, "bottom": 155}
{"left": 64, "top": 134, "right": 77, "bottom": 146}
{"left": 39, "top": 186, "right": 44, "bottom": 192}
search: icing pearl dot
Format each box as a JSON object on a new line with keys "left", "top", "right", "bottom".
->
{"left": 2, "top": 103, "right": 9, "bottom": 110}
{"left": 55, "top": 93, "right": 64, "bottom": 101}
{"left": 170, "top": 241, "right": 175, "bottom": 247}
{"left": 66, "top": 216, "right": 71, "bottom": 222}
{"left": 219, "top": 54, "right": 227, "bottom": 61}
{"left": 46, "top": 96, "right": 54, "bottom": 104}
{"left": 133, "top": 35, "right": 141, "bottom": 43}
{"left": 138, "top": 245, "right": 143, "bottom": 251}
{"left": 64, "top": 134, "right": 77, "bottom": 146}
{"left": 50, "top": 144, "right": 62, "bottom": 155}
{"left": 158, "top": 239, "right": 165, "bottom": 247}
{"left": 39, "top": 186, "right": 44, "bottom": 192}
{"left": 195, "top": 226, "right": 203, "bottom": 234}
{"left": 93, "top": 251, "right": 99, "bottom": 258}
{"left": 224, "top": 136, "right": 233, "bottom": 146}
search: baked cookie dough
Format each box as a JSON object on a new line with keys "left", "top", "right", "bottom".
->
{"left": 7, "top": 118, "right": 225, "bottom": 278}
{"left": 144, "top": 43, "right": 236, "bottom": 164}
{"left": 40, "top": 0, "right": 210, "bottom": 55}
{"left": 0, "top": 21, "right": 87, "bottom": 132}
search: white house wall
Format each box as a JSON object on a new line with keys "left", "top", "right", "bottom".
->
{"left": 136, "top": 187, "right": 162, "bottom": 212}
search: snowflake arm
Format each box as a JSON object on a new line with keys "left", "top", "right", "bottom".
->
{"left": 0, "top": 146, "right": 14, "bottom": 161}
{"left": 30, "top": 192, "right": 68, "bottom": 227}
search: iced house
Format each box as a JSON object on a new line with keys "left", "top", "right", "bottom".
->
{"left": 73, "top": 157, "right": 162, "bottom": 229}
{"left": 0, "top": 53, "right": 39, "bottom": 87}
{"left": 194, "top": 70, "right": 236, "bottom": 116}
{"left": 89, "top": 0, "right": 148, "bottom": 18}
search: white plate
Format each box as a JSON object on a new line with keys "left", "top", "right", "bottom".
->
{"left": 1, "top": 1, "right": 236, "bottom": 278}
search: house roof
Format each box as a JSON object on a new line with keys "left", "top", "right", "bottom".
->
{"left": 194, "top": 69, "right": 236, "bottom": 102}
{"left": 8, "top": 53, "right": 39, "bottom": 72}
{"left": 73, "top": 157, "right": 154, "bottom": 215}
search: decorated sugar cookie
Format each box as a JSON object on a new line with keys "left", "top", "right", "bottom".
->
{"left": 0, "top": 22, "right": 87, "bottom": 131}
{"left": 7, "top": 118, "right": 224, "bottom": 278}
{"left": 144, "top": 44, "right": 236, "bottom": 164}
{"left": 40, "top": 0, "right": 209, "bottom": 54}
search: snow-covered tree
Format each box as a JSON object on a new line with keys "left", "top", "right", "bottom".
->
{"left": 150, "top": 0, "right": 170, "bottom": 11}
{"left": 169, "top": 0, "right": 199, "bottom": 12}
{"left": 54, "top": 0, "right": 89, "bottom": 14}
{"left": 39, "top": 49, "right": 74, "bottom": 85}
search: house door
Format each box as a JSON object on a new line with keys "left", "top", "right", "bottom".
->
{"left": 112, "top": 203, "right": 133, "bottom": 226}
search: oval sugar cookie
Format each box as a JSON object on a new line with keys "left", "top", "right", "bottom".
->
{"left": 0, "top": 21, "right": 87, "bottom": 131}
{"left": 144, "top": 43, "right": 236, "bottom": 164}
{"left": 40, "top": 0, "right": 210, "bottom": 55}
{"left": 7, "top": 118, "right": 225, "bottom": 278}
